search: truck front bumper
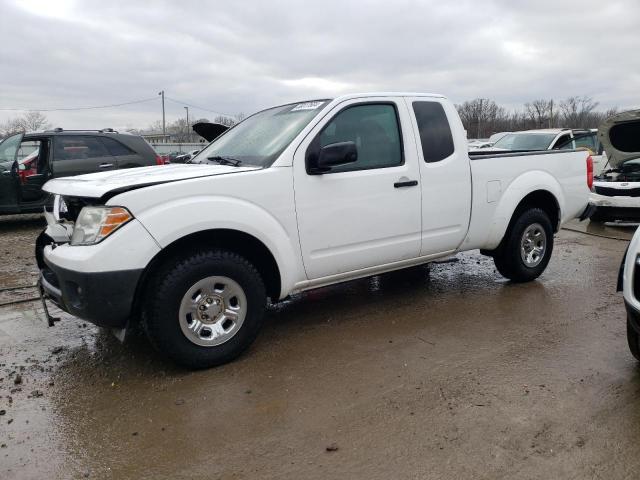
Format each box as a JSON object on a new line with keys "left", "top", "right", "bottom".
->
{"left": 39, "top": 218, "right": 161, "bottom": 328}
{"left": 41, "top": 260, "right": 142, "bottom": 328}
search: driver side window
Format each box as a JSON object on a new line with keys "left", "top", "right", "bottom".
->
{"left": 315, "top": 103, "right": 403, "bottom": 173}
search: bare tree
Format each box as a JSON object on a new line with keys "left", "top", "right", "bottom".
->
{"left": 0, "top": 117, "right": 24, "bottom": 137}
{"left": 19, "top": 111, "right": 50, "bottom": 132}
{"left": 213, "top": 115, "right": 236, "bottom": 127}
{"left": 525, "top": 99, "right": 555, "bottom": 129}
{"left": 456, "top": 98, "right": 508, "bottom": 138}
{"left": 0, "top": 111, "right": 51, "bottom": 138}
{"left": 559, "top": 96, "right": 599, "bottom": 128}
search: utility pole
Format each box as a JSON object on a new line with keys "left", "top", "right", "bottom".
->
{"left": 184, "top": 106, "right": 189, "bottom": 143}
{"left": 158, "top": 90, "right": 165, "bottom": 141}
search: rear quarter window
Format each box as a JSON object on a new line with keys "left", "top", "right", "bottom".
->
{"left": 100, "top": 137, "right": 135, "bottom": 156}
{"left": 412, "top": 101, "right": 455, "bottom": 163}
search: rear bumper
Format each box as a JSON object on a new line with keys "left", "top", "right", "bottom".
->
{"left": 590, "top": 192, "right": 640, "bottom": 209}
{"left": 41, "top": 259, "right": 142, "bottom": 328}
{"left": 592, "top": 206, "right": 640, "bottom": 221}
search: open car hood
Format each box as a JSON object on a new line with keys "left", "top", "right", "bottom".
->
{"left": 598, "top": 109, "right": 640, "bottom": 169}
{"left": 43, "top": 163, "right": 259, "bottom": 199}
{"left": 192, "top": 122, "right": 230, "bottom": 142}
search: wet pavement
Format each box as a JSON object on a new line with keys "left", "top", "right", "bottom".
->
{"left": 1, "top": 214, "right": 639, "bottom": 479}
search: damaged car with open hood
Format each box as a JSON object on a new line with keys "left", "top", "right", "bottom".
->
{"left": 590, "top": 110, "right": 640, "bottom": 222}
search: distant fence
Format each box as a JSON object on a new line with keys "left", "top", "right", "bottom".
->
{"left": 150, "top": 143, "right": 207, "bottom": 155}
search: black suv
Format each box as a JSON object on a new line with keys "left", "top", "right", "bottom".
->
{"left": 0, "top": 129, "right": 162, "bottom": 215}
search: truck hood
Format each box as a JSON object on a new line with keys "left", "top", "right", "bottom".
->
{"left": 598, "top": 109, "right": 640, "bottom": 169}
{"left": 43, "top": 164, "right": 260, "bottom": 199}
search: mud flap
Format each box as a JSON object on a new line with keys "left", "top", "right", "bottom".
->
{"left": 579, "top": 203, "right": 597, "bottom": 221}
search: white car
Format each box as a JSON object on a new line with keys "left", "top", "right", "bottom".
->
{"left": 488, "top": 132, "right": 510, "bottom": 145}
{"left": 619, "top": 226, "right": 640, "bottom": 360}
{"left": 468, "top": 139, "right": 493, "bottom": 150}
{"left": 590, "top": 110, "right": 640, "bottom": 222}
{"left": 490, "top": 128, "right": 598, "bottom": 152}
{"left": 38, "top": 92, "right": 591, "bottom": 368}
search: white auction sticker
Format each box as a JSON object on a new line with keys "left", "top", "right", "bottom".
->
{"left": 291, "top": 101, "right": 324, "bottom": 111}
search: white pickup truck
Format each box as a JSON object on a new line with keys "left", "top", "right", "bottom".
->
{"left": 39, "top": 93, "right": 592, "bottom": 368}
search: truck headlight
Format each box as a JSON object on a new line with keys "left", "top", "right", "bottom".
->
{"left": 70, "top": 206, "right": 133, "bottom": 246}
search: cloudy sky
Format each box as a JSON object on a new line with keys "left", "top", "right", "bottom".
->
{"left": 1, "top": 0, "right": 638, "bottom": 130}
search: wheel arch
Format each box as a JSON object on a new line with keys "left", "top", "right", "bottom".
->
{"left": 484, "top": 188, "right": 560, "bottom": 254}
{"left": 482, "top": 189, "right": 559, "bottom": 256}
{"left": 509, "top": 189, "right": 560, "bottom": 233}
{"left": 481, "top": 169, "right": 564, "bottom": 251}
{"left": 133, "top": 229, "right": 283, "bottom": 321}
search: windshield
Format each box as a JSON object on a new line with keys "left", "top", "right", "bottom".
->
{"left": 492, "top": 133, "right": 557, "bottom": 151}
{"left": 192, "top": 100, "right": 331, "bottom": 167}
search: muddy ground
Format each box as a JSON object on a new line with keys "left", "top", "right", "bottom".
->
{"left": 1, "top": 214, "right": 639, "bottom": 479}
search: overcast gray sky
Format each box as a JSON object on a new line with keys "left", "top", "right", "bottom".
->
{"left": 1, "top": 0, "right": 638, "bottom": 130}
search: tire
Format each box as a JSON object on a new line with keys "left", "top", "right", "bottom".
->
{"left": 493, "top": 208, "right": 554, "bottom": 283}
{"left": 627, "top": 317, "right": 640, "bottom": 361}
{"left": 143, "top": 249, "right": 267, "bottom": 369}
{"left": 35, "top": 231, "right": 54, "bottom": 270}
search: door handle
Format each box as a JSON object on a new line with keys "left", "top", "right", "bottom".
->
{"left": 98, "top": 163, "right": 114, "bottom": 168}
{"left": 394, "top": 179, "right": 418, "bottom": 188}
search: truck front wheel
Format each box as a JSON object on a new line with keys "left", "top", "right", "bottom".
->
{"left": 143, "top": 249, "right": 267, "bottom": 369}
{"left": 493, "top": 208, "right": 554, "bottom": 283}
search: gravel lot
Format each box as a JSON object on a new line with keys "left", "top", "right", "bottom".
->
{"left": 1, "top": 214, "right": 639, "bottom": 480}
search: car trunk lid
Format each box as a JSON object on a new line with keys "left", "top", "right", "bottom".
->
{"left": 192, "top": 122, "right": 230, "bottom": 142}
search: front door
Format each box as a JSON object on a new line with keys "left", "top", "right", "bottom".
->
{"left": 0, "top": 133, "right": 24, "bottom": 213}
{"left": 52, "top": 135, "right": 117, "bottom": 177}
{"left": 293, "top": 98, "right": 422, "bottom": 280}
{"left": 18, "top": 138, "right": 51, "bottom": 204}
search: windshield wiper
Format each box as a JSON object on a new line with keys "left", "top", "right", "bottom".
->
{"left": 206, "top": 155, "right": 242, "bottom": 167}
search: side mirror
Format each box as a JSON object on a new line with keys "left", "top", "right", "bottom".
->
{"left": 308, "top": 141, "right": 358, "bottom": 174}
{"left": 18, "top": 163, "right": 26, "bottom": 171}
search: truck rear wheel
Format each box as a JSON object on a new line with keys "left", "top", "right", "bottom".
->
{"left": 493, "top": 208, "right": 554, "bottom": 283}
{"left": 143, "top": 249, "right": 267, "bottom": 369}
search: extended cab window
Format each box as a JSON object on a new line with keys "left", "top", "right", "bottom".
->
{"left": 54, "top": 136, "right": 109, "bottom": 161}
{"left": 412, "top": 101, "right": 454, "bottom": 162}
{"left": 316, "top": 103, "right": 403, "bottom": 173}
